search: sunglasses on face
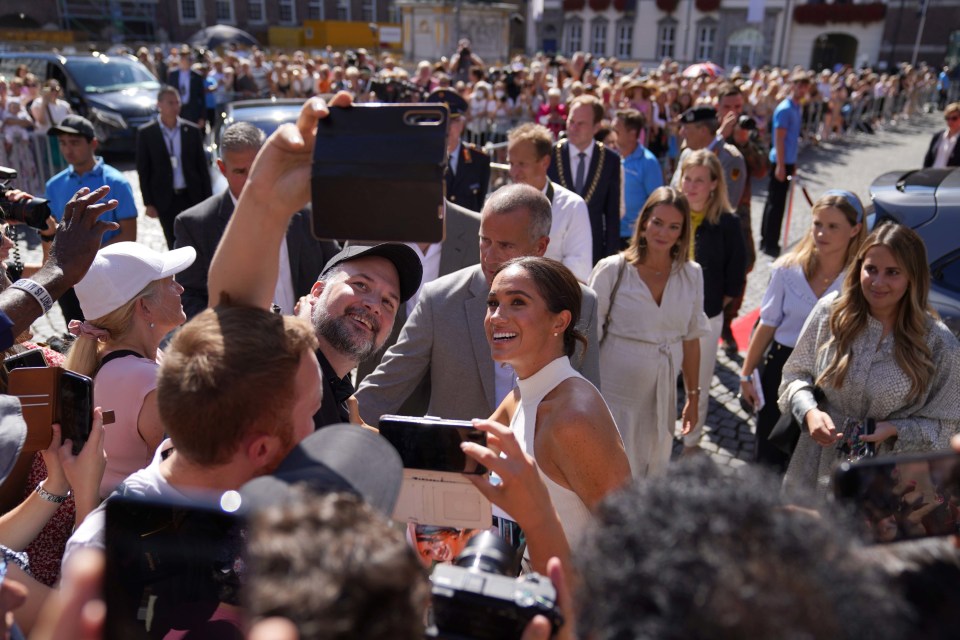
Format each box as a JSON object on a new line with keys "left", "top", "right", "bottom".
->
{"left": 947, "top": 115, "right": 960, "bottom": 122}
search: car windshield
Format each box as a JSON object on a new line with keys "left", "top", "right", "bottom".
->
{"left": 224, "top": 104, "right": 303, "bottom": 139}
{"left": 65, "top": 57, "right": 160, "bottom": 93}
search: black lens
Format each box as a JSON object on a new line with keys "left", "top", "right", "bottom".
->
{"left": 454, "top": 532, "right": 517, "bottom": 576}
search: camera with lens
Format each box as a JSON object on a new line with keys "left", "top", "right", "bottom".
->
{"left": 369, "top": 78, "right": 423, "bottom": 103}
{"left": 427, "top": 532, "right": 563, "bottom": 640}
{"left": 0, "top": 167, "right": 52, "bottom": 229}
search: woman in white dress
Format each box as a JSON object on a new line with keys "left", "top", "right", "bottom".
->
{"left": 484, "top": 256, "right": 630, "bottom": 549}
{"left": 589, "top": 187, "right": 709, "bottom": 477}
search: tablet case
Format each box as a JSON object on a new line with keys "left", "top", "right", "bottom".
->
{"left": 311, "top": 104, "right": 449, "bottom": 243}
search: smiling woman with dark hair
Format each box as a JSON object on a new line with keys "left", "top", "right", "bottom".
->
{"left": 483, "top": 256, "right": 630, "bottom": 550}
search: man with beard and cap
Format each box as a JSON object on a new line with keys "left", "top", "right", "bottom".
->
{"left": 205, "top": 92, "right": 423, "bottom": 430}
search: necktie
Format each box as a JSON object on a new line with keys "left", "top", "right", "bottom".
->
{"left": 181, "top": 75, "right": 188, "bottom": 99}
{"left": 449, "top": 153, "right": 456, "bottom": 177}
{"left": 575, "top": 151, "right": 586, "bottom": 194}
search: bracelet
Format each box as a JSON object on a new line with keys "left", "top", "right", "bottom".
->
{"left": 10, "top": 278, "right": 54, "bottom": 315}
{"left": 686, "top": 387, "right": 701, "bottom": 396}
{"left": 39, "top": 232, "right": 56, "bottom": 243}
{"left": 35, "top": 482, "right": 70, "bottom": 504}
{"left": 739, "top": 374, "right": 752, "bottom": 382}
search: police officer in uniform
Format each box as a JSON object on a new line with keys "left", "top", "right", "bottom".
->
{"left": 427, "top": 89, "right": 491, "bottom": 212}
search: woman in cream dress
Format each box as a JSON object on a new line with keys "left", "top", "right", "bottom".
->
{"left": 589, "top": 187, "right": 709, "bottom": 477}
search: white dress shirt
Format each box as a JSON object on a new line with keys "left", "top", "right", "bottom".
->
{"left": 934, "top": 129, "right": 959, "bottom": 168}
{"left": 570, "top": 140, "right": 594, "bottom": 193}
{"left": 541, "top": 180, "right": 594, "bottom": 282}
{"left": 229, "top": 191, "right": 294, "bottom": 313}
{"left": 403, "top": 242, "right": 442, "bottom": 316}
{"left": 158, "top": 117, "right": 186, "bottom": 190}
{"left": 449, "top": 142, "right": 461, "bottom": 176}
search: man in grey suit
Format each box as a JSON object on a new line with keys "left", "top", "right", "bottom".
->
{"left": 174, "top": 122, "right": 339, "bottom": 319}
{"left": 354, "top": 199, "right": 481, "bottom": 414}
{"left": 355, "top": 183, "right": 601, "bottom": 424}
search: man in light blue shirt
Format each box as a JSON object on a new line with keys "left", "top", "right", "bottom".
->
{"left": 45, "top": 115, "right": 138, "bottom": 321}
{"left": 760, "top": 72, "right": 810, "bottom": 258}
{"left": 614, "top": 108, "right": 663, "bottom": 247}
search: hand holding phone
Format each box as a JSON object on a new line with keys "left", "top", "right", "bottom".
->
{"left": 834, "top": 451, "right": 960, "bottom": 543}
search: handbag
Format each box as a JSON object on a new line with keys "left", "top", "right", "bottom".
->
{"left": 768, "top": 386, "right": 825, "bottom": 456}
{"left": 599, "top": 256, "right": 627, "bottom": 347}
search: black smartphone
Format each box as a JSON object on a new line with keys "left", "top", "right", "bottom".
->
{"left": 311, "top": 104, "right": 448, "bottom": 243}
{"left": 3, "top": 349, "right": 47, "bottom": 372}
{"left": 104, "top": 493, "right": 247, "bottom": 640}
{"left": 834, "top": 450, "right": 960, "bottom": 543}
{"left": 378, "top": 415, "right": 487, "bottom": 475}
{"left": 59, "top": 370, "right": 93, "bottom": 456}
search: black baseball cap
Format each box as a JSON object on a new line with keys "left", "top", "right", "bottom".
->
{"left": 679, "top": 105, "right": 717, "bottom": 124}
{"left": 48, "top": 114, "right": 96, "bottom": 141}
{"left": 240, "top": 424, "right": 403, "bottom": 516}
{"left": 321, "top": 243, "right": 423, "bottom": 303}
{"left": 426, "top": 88, "right": 468, "bottom": 118}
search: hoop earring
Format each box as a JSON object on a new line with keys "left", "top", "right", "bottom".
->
{"left": 638, "top": 236, "right": 648, "bottom": 248}
{"left": 670, "top": 243, "right": 680, "bottom": 258}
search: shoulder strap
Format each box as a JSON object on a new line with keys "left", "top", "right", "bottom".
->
{"left": 600, "top": 256, "right": 627, "bottom": 347}
{"left": 95, "top": 349, "right": 147, "bottom": 376}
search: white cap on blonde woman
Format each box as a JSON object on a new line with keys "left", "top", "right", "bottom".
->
{"left": 74, "top": 242, "right": 196, "bottom": 320}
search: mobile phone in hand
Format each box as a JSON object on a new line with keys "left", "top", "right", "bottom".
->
{"left": 834, "top": 450, "right": 960, "bottom": 543}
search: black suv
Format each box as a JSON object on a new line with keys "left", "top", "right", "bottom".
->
{"left": 869, "top": 167, "right": 960, "bottom": 337}
{"left": 0, "top": 51, "right": 159, "bottom": 152}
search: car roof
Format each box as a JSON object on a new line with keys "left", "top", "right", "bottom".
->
{"left": 870, "top": 167, "right": 960, "bottom": 230}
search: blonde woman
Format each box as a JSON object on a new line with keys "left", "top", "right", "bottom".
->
{"left": 589, "top": 187, "right": 709, "bottom": 477}
{"left": 679, "top": 150, "right": 746, "bottom": 453}
{"left": 739, "top": 191, "right": 867, "bottom": 471}
{"left": 64, "top": 242, "right": 195, "bottom": 497}
{"left": 781, "top": 223, "right": 960, "bottom": 499}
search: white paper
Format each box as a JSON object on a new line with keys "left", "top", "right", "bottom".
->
{"left": 751, "top": 369, "right": 765, "bottom": 412}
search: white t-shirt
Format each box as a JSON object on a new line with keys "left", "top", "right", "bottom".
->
{"left": 62, "top": 440, "right": 186, "bottom": 570}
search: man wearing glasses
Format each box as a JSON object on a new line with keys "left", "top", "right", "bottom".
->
{"left": 923, "top": 102, "right": 960, "bottom": 168}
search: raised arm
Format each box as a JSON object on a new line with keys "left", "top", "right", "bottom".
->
{"left": 208, "top": 92, "right": 352, "bottom": 309}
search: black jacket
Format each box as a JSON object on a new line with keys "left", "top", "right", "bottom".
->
{"left": 446, "top": 143, "right": 491, "bottom": 212}
{"left": 136, "top": 119, "right": 211, "bottom": 217}
{"left": 923, "top": 130, "right": 960, "bottom": 168}
{"left": 173, "top": 190, "right": 339, "bottom": 319}
{"left": 548, "top": 140, "right": 621, "bottom": 264}
{"left": 694, "top": 212, "right": 747, "bottom": 318}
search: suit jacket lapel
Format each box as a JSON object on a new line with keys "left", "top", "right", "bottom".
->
{"left": 285, "top": 213, "right": 302, "bottom": 282}
{"left": 439, "top": 204, "right": 468, "bottom": 275}
{"left": 465, "top": 267, "right": 495, "bottom": 410}
{"left": 560, "top": 142, "right": 573, "bottom": 191}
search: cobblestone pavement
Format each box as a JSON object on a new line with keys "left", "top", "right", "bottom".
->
{"left": 19, "top": 111, "right": 943, "bottom": 470}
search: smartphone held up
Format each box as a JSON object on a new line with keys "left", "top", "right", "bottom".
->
{"left": 834, "top": 450, "right": 960, "bottom": 543}
{"left": 310, "top": 103, "right": 449, "bottom": 244}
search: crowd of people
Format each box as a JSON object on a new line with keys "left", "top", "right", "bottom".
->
{"left": 0, "top": 37, "right": 958, "bottom": 639}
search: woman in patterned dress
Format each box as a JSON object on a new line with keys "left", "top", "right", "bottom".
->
{"left": 781, "top": 223, "right": 960, "bottom": 499}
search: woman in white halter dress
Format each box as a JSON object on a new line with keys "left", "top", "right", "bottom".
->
{"left": 483, "top": 256, "right": 631, "bottom": 549}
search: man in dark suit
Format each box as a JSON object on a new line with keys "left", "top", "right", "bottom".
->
{"left": 174, "top": 122, "right": 339, "bottom": 319}
{"left": 428, "top": 89, "right": 490, "bottom": 212}
{"left": 354, "top": 198, "right": 481, "bottom": 412}
{"left": 547, "top": 94, "right": 621, "bottom": 264}
{"left": 168, "top": 45, "right": 206, "bottom": 128}
{"left": 923, "top": 102, "right": 960, "bottom": 168}
{"left": 137, "top": 85, "right": 212, "bottom": 249}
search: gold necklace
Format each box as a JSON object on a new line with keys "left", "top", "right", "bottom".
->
{"left": 554, "top": 140, "right": 605, "bottom": 203}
